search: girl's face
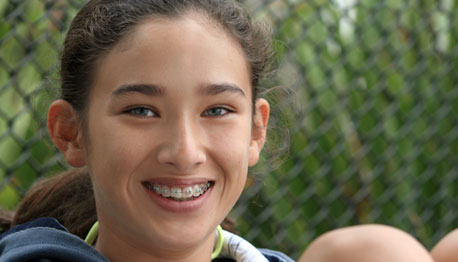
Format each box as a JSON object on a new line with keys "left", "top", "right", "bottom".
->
{"left": 70, "top": 14, "right": 268, "bottom": 259}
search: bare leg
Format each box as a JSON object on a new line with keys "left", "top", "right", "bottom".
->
{"left": 431, "top": 228, "right": 458, "bottom": 262}
{"left": 298, "top": 224, "right": 433, "bottom": 262}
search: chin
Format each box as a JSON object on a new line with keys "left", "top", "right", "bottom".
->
{"left": 145, "top": 218, "right": 216, "bottom": 249}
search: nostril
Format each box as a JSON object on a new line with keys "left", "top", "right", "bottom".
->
{"left": 157, "top": 143, "right": 206, "bottom": 171}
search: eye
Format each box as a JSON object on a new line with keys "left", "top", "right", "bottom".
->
{"left": 125, "top": 107, "right": 158, "bottom": 117}
{"left": 202, "top": 106, "right": 233, "bottom": 117}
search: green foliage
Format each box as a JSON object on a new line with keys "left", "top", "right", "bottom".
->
{"left": 232, "top": 0, "right": 458, "bottom": 258}
{"left": 0, "top": 1, "right": 70, "bottom": 209}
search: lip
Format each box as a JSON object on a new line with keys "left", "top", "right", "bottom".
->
{"left": 142, "top": 179, "right": 214, "bottom": 213}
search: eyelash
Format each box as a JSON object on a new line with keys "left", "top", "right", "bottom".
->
{"left": 202, "top": 106, "right": 234, "bottom": 117}
{"left": 125, "top": 106, "right": 158, "bottom": 118}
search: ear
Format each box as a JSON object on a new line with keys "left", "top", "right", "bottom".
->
{"left": 248, "top": 98, "right": 270, "bottom": 166}
{"left": 48, "top": 99, "right": 87, "bottom": 167}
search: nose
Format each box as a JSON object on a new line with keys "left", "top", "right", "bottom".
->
{"left": 157, "top": 117, "right": 206, "bottom": 172}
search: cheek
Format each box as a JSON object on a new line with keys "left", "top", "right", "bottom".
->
{"left": 85, "top": 117, "right": 152, "bottom": 184}
{"left": 209, "top": 122, "right": 251, "bottom": 164}
{"left": 208, "top": 123, "right": 251, "bottom": 191}
{"left": 85, "top": 119, "right": 154, "bottom": 220}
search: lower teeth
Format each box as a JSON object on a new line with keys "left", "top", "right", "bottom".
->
{"left": 170, "top": 196, "right": 194, "bottom": 202}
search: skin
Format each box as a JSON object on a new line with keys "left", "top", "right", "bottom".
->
{"left": 431, "top": 228, "right": 458, "bottom": 262}
{"left": 298, "top": 225, "right": 434, "bottom": 262}
{"left": 48, "top": 13, "right": 269, "bottom": 262}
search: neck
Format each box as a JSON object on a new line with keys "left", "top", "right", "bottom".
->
{"left": 95, "top": 222, "right": 214, "bottom": 262}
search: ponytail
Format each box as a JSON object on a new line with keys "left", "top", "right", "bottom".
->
{"left": 11, "top": 168, "right": 97, "bottom": 239}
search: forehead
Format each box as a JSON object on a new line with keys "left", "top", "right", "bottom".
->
{"left": 91, "top": 13, "right": 252, "bottom": 99}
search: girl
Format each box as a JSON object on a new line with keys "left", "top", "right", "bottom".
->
{"left": 0, "top": 0, "right": 293, "bottom": 261}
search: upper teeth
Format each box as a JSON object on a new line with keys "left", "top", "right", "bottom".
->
{"left": 145, "top": 182, "right": 211, "bottom": 199}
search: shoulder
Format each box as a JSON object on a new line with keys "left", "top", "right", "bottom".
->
{"left": 0, "top": 218, "right": 108, "bottom": 262}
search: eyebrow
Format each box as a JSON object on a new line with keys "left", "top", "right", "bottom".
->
{"left": 199, "top": 83, "right": 246, "bottom": 97}
{"left": 111, "top": 83, "right": 246, "bottom": 97}
{"left": 111, "top": 84, "right": 164, "bottom": 97}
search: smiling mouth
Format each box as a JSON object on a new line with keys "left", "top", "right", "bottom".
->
{"left": 142, "top": 181, "right": 214, "bottom": 202}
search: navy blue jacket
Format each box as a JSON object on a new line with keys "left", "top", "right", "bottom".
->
{"left": 0, "top": 218, "right": 294, "bottom": 262}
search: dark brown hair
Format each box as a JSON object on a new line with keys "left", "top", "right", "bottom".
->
{"left": 61, "top": 0, "right": 274, "bottom": 114}
{"left": 1, "top": 0, "right": 274, "bottom": 236}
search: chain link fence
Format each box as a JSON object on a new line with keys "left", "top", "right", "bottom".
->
{"left": 0, "top": 0, "right": 457, "bottom": 260}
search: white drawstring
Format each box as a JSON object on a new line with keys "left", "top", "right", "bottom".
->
{"left": 219, "top": 229, "right": 269, "bottom": 262}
